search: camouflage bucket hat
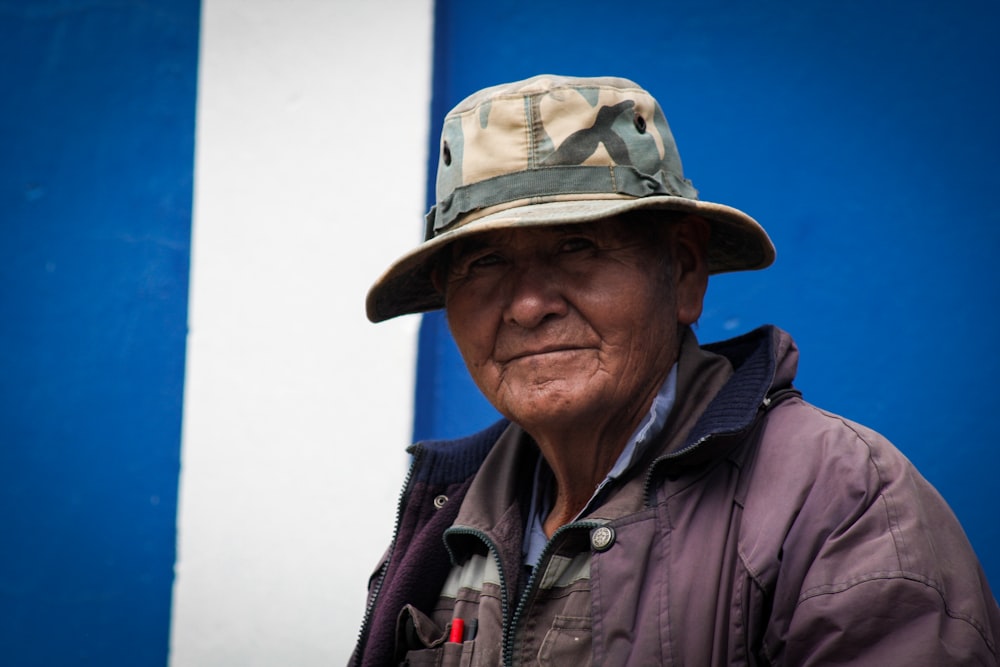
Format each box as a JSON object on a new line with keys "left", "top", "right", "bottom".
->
{"left": 366, "top": 74, "right": 775, "bottom": 322}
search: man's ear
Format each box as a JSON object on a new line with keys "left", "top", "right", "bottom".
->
{"left": 673, "top": 215, "right": 710, "bottom": 325}
{"left": 429, "top": 251, "right": 450, "bottom": 297}
{"left": 430, "top": 265, "right": 445, "bottom": 295}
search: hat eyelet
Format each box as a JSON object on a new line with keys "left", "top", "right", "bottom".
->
{"left": 634, "top": 114, "right": 647, "bottom": 133}
{"left": 442, "top": 142, "right": 452, "bottom": 166}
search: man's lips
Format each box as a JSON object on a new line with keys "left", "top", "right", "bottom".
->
{"left": 497, "top": 345, "right": 589, "bottom": 364}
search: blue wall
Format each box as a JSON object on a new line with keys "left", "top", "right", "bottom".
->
{"left": 1, "top": 2, "right": 996, "bottom": 662}
{"left": 0, "top": 2, "right": 200, "bottom": 665}
{"left": 415, "top": 0, "right": 1000, "bottom": 588}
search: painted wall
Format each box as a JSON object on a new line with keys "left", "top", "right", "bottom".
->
{"left": 1, "top": 1, "right": 430, "bottom": 665}
{"left": 2, "top": 1, "right": 997, "bottom": 666}
{"left": 170, "top": 1, "right": 430, "bottom": 665}
{"left": 0, "top": 2, "right": 199, "bottom": 665}
{"left": 416, "top": 0, "right": 1000, "bottom": 591}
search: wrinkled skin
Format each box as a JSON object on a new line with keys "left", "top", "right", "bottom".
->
{"left": 439, "top": 215, "right": 709, "bottom": 530}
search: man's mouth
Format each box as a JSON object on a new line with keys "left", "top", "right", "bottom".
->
{"left": 500, "top": 345, "right": 587, "bottom": 363}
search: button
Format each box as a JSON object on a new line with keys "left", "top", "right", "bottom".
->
{"left": 590, "top": 526, "right": 615, "bottom": 551}
{"left": 433, "top": 494, "right": 448, "bottom": 509}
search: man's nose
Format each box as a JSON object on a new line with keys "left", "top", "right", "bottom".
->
{"left": 502, "top": 260, "right": 568, "bottom": 328}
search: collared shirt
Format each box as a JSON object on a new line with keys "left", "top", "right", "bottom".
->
{"left": 522, "top": 364, "right": 679, "bottom": 566}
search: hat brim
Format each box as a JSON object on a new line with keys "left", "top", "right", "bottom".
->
{"left": 365, "top": 195, "right": 774, "bottom": 322}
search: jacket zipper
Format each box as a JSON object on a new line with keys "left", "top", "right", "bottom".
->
{"left": 642, "top": 432, "right": 718, "bottom": 505}
{"left": 349, "top": 444, "right": 425, "bottom": 666}
{"left": 444, "top": 520, "right": 600, "bottom": 666}
{"left": 503, "top": 520, "right": 602, "bottom": 667}
{"left": 642, "top": 389, "right": 800, "bottom": 505}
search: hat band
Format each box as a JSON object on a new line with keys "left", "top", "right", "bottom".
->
{"left": 425, "top": 165, "right": 684, "bottom": 240}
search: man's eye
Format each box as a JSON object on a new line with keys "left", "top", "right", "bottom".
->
{"left": 560, "top": 237, "right": 597, "bottom": 253}
{"left": 467, "top": 252, "right": 504, "bottom": 270}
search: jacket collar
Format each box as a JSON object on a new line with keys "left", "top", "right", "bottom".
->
{"left": 650, "top": 325, "right": 795, "bottom": 475}
{"left": 407, "top": 325, "right": 796, "bottom": 498}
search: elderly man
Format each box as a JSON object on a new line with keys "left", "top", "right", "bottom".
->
{"left": 351, "top": 75, "right": 1000, "bottom": 666}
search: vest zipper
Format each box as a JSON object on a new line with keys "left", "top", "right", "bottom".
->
{"left": 442, "top": 526, "right": 512, "bottom": 659}
{"left": 349, "top": 444, "right": 425, "bottom": 666}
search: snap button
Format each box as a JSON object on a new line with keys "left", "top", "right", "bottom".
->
{"left": 634, "top": 113, "right": 647, "bottom": 133}
{"left": 433, "top": 494, "right": 448, "bottom": 509}
{"left": 590, "top": 526, "right": 615, "bottom": 552}
{"left": 442, "top": 141, "right": 452, "bottom": 166}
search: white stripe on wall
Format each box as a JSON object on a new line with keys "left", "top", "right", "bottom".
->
{"left": 171, "top": 1, "right": 432, "bottom": 664}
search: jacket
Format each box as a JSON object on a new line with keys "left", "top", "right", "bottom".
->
{"left": 350, "top": 325, "right": 1000, "bottom": 666}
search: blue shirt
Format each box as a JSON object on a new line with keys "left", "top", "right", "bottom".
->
{"left": 522, "top": 364, "right": 679, "bottom": 566}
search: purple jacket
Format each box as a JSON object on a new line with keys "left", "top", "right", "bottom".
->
{"left": 350, "top": 326, "right": 1000, "bottom": 666}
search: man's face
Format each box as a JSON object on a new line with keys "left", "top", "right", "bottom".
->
{"left": 441, "top": 219, "right": 705, "bottom": 435}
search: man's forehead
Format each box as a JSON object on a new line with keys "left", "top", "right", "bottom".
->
{"left": 449, "top": 220, "right": 623, "bottom": 252}
{"left": 447, "top": 214, "right": 684, "bottom": 259}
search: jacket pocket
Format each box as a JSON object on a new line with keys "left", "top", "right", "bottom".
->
{"left": 537, "top": 615, "right": 592, "bottom": 666}
{"left": 395, "top": 604, "right": 475, "bottom": 667}
{"left": 402, "top": 642, "right": 473, "bottom": 667}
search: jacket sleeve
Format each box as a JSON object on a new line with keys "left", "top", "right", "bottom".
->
{"left": 781, "top": 573, "right": 997, "bottom": 665}
{"left": 748, "top": 402, "right": 1000, "bottom": 666}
